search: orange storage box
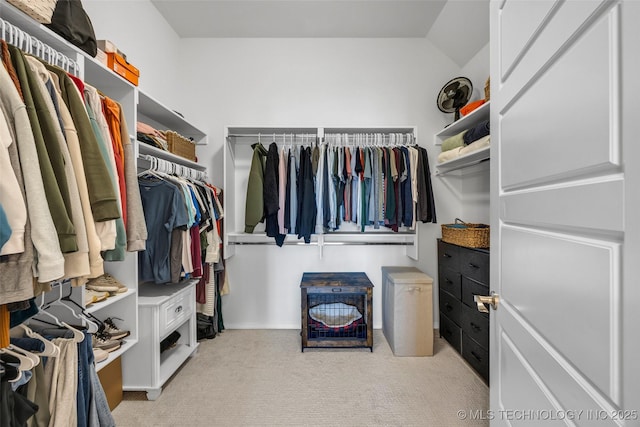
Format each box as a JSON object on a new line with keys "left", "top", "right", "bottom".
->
{"left": 106, "top": 52, "right": 140, "bottom": 86}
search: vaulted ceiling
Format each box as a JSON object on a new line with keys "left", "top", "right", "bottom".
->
{"left": 151, "top": 0, "right": 489, "bottom": 67}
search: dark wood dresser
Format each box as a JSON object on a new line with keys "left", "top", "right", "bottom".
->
{"left": 438, "top": 239, "right": 490, "bottom": 382}
{"left": 300, "top": 272, "right": 373, "bottom": 352}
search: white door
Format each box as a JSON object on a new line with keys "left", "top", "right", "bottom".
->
{"left": 489, "top": 0, "right": 640, "bottom": 425}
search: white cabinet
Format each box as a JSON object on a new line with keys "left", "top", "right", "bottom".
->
{"left": 121, "top": 280, "right": 199, "bottom": 400}
{"left": 434, "top": 101, "right": 490, "bottom": 175}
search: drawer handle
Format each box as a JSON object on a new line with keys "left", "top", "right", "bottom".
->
{"left": 175, "top": 305, "right": 183, "bottom": 313}
{"left": 471, "top": 351, "right": 482, "bottom": 362}
{"left": 445, "top": 303, "right": 453, "bottom": 311}
{"left": 443, "top": 253, "right": 452, "bottom": 258}
{"left": 445, "top": 278, "right": 453, "bottom": 284}
{"left": 332, "top": 288, "right": 342, "bottom": 293}
{"left": 470, "top": 322, "right": 481, "bottom": 332}
{"left": 468, "top": 262, "right": 479, "bottom": 269}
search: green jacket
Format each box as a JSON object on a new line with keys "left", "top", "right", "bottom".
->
{"left": 9, "top": 46, "right": 77, "bottom": 253}
{"left": 45, "top": 64, "right": 120, "bottom": 223}
{"left": 244, "top": 143, "right": 267, "bottom": 233}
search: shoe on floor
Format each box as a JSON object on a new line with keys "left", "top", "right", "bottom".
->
{"left": 86, "top": 274, "right": 120, "bottom": 293}
{"left": 93, "top": 347, "right": 109, "bottom": 363}
{"left": 103, "top": 317, "right": 130, "bottom": 340}
{"left": 92, "top": 332, "right": 121, "bottom": 353}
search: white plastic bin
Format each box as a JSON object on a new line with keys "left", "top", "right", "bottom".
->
{"left": 381, "top": 267, "right": 434, "bottom": 356}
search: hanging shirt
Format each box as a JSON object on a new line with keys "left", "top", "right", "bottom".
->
{"left": 264, "top": 142, "right": 285, "bottom": 246}
{"left": 138, "top": 178, "right": 189, "bottom": 284}
{"left": 278, "top": 147, "right": 288, "bottom": 234}
{"left": 297, "top": 147, "right": 317, "bottom": 243}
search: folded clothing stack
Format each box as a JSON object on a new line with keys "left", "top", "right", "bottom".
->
{"left": 438, "top": 119, "right": 491, "bottom": 164}
{"left": 438, "top": 135, "right": 491, "bottom": 164}
{"left": 137, "top": 121, "right": 168, "bottom": 151}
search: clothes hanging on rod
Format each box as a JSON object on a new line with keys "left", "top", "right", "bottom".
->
{"left": 137, "top": 162, "right": 222, "bottom": 285}
{"left": 0, "top": 31, "right": 147, "bottom": 355}
{"left": 243, "top": 132, "right": 436, "bottom": 245}
{"left": 1, "top": 281, "right": 115, "bottom": 427}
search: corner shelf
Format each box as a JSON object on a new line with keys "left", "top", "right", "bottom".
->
{"left": 434, "top": 101, "right": 490, "bottom": 175}
{"left": 434, "top": 101, "right": 490, "bottom": 146}
{"left": 435, "top": 146, "right": 490, "bottom": 176}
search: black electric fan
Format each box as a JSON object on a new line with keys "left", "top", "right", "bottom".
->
{"left": 437, "top": 77, "right": 473, "bottom": 124}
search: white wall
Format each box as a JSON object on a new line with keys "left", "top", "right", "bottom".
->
{"left": 83, "top": 0, "right": 182, "bottom": 109}
{"left": 85, "top": 3, "right": 491, "bottom": 329}
{"left": 175, "top": 37, "right": 461, "bottom": 328}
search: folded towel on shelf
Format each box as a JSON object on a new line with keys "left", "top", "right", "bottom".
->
{"left": 438, "top": 135, "right": 491, "bottom": 164}
{"left": 463, "top": 120, "right": 490, "bottom": 145}
{"left": 460, "top": 99, "right": 485, "bottom": 117}
{"left": 441, "top": 130, "right": 467, "bottom": 152}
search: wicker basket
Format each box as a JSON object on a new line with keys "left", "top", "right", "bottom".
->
{"left": 484, "top": 76, "right": 491, "bottom": 101}
{"left": 441, "top": 218, "right": 490, "bottom": 248}
{"left": 166, "top": 131, "right": 196, "bottom": 161}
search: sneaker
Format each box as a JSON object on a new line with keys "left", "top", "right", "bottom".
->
{"left": 103, "top": 317, "right": 130, "bottom": 340}
{"left": 103, "top": 274, "right": 128, "bottom": 294}
{"left": 93, "top": 347, "right": 109, "bottom": 363}
{"left": 92, "top": 332, "right": 121, "bottom": 353}
{"left": 86, "top": 274, "right": 120, "bottom": 293}
{"left": 85, "top": 289, "right": 109, "bottom": 306}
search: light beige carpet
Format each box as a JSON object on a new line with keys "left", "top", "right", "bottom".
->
{"left": 112, "top": 330, "right": 489, "bottom": 426}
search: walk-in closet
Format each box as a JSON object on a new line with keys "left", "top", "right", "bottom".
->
{"left": 2, "top": 0, "right": 638, "bottom": 425}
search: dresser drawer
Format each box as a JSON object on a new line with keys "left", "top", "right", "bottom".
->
{"left": 461, "top": 276, "right": 489, "bottom": 309}
{"left": 439, "top": 267, "right": 461, "bottom": 299}
{"left": 461, "top": 303, "right": 489, "bottom": 350}
{"left": 439, "top": 290, "right": 462, "bottom": 325}
{"left": 459, "top": 248, "right": 490, "bottom": 285}
{"left": 462, "top": 334, "right": 489, "bottom": 382}
{"left": 159, "top": 290, "right": 194, "bottom": 339}
{"left": 438, "top": 240, "right": 459, "bottom": 271}
{"left": 439, "top": 313, "right": 461, "bottom": 353}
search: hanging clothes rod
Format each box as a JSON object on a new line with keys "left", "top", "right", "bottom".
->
{"left": 0, "top": 17, "right": 80, "bottom": 76}
{"left": 227, "top": 133, "right": 318, "bottom": 138}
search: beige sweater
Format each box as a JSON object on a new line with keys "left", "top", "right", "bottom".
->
{"left": 49, "top": 72, "right": 105, "bottom": 279}
{"left": 26, "top": 56, "right": 91, "bottom": 280}
{"left": 0, "top": 64, "right": 64, "bottom": 283}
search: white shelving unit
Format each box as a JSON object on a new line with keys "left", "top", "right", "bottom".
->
{"left": 434, "top": 101, "right": 490, "bottom": 145}
{"left": 224, "top": 125, "right": 419, "bottom": 260}
{"left": 434, "top": 102, "right": 490, "bottom": 175}
{"left": 137, "top": 90, "right": 207, "bottom": 145}
{"left": 2, "top": 0, "right": 208, "bottom": 385}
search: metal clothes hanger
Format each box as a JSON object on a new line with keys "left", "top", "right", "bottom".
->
{"left": 51, "top": 286, "right": 100, "bottom": 334}
{"left": 0, "top": 346, "right": 36, "bottom": 371}
{"left": 14, "top": 324, "right": 60, "bottom": 357}
{"left": 32, "top": 289, "right": 85, "bottom": 343}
